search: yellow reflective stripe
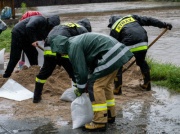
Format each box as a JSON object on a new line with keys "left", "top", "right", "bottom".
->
{"left": 113, "top": 17, "right": 136, "bottom": 33}
{"left": 106, "top": 99, "right": 115, "bottom": 107}
{"left": 63, "top": 22, "right": 81, "bottom": 27}
{"left": 44, "top": 50, "right": 56, "bottom": 56}
{"left": 36, "top": 77, "right": 47, "bottom": 84}
{"left": 61, "top": 55, "right": 69, "bottom": 58}
{"left": 92, "top": 103, "right": 107, "bottom": 112}
{"left": 130, "top": 46, "right": 148, "bottom": 52}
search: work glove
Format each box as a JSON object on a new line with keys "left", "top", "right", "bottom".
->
{"left": 166, "top": 23, "right": 172, "bottom": 30}
{"left": 74, "top": 88, "right": 84, "bottom": 97}
{"left": 73, "top": 83, "right": 77, "bottom": 88}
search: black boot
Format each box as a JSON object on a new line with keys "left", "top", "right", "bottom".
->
{"left": 108, "top": 110, "right": 116, "bottom": 123}
{"left": 33, "top": 82, "right": 43, "bottom": 103}
{"left": 113, "top": 84, "right": 122, "bottom": 95}
{"left": 114, "top": 69, "right": 122, "bottom": 95}
{"left": 140, "top": 71, "right": 151, "bottom": 91}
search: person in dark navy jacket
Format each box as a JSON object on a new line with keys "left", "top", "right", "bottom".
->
{"left": 33, "top": 18, "right": 92, "bottom": 103}
{"left": 3, "top": 15, "right": 60, "bottom": 78}
{"left": 108, "top": 14, "right": 172, "bottom": 94}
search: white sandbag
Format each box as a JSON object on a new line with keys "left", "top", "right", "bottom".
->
{"left": 71, "top": 93, "right": 93, "bottom": 129}
{"left": 60, "top": 86, "right": 76, "bottom": 102}
{"left": 0, "top": 79, "right": 33, "bottom": 101}
{"left": 0, "top": 48, "right": 5, "bottom": 74}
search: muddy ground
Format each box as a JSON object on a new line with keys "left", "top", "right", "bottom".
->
{"left": 0, "top": 60, "right": 152, "bottom": 121}
{"left": 0, "top": 3, "right": 180, "bottom": 134}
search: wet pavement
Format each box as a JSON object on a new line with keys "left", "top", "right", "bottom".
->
{"left": 1, "top": 1, "right": 180, "bottom": 134}
{"left": 1, "top": 86, "right": 180, "bottom": 134}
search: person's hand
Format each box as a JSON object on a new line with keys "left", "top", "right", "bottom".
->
{"left": 74, "top": 88, "right": 84, "bottom": 97}
{"left": 166, "top": 23, "right": 172, "bottom": 30}
{"left": 32, "top": 41, "right": 39, "bottom": 47}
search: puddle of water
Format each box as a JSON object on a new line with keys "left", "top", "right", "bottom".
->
{"left": 55, "top": 120, "right": 69, "bottom": 126}
{"left": 32, "top": 122, "right": 59, "bottom": 134}
{"left": 118, "top": 86, "right": 180, "bottom": 133}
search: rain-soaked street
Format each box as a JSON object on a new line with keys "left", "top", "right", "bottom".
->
{"left": 1, "top": 1, "right": 180, "bottom": 134}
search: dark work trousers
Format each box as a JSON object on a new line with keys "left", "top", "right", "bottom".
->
{"left": 58, "top": 57, "right": 76, "bottom": 83}
{"left": 133, "top": 50, "right": 150, "bottom": 74}
{"left": 36, "top": 54, "right": 76, "bottom": 83}
{"left": 4, "top": 33, "right": 38, "bottom": 77}
{"left": 34, "top": 55, "right": 75, "bottom": 96}
{"left": 115, "top": 50, "right": 150, "bottom": 88}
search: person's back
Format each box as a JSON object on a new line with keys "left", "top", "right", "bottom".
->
{"left": 50, "top": 32, "right": 133, "bottom": 83}
{"left": 13, "top": 15, "right": 50, "bottom": 40}
{"left": 47, "top": 18, "right": 91, "bottom": 38}
{"left": 108, "top": 14, "right": 171, "bottom": 47}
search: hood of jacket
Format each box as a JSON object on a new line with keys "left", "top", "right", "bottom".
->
{"left": 50, "top": 35, "right": 69, "bottom": 54}
{"left": 47, "top": 15, "right": 60, "bottom": 29}
{"left": 77, "top": 18, "right": 92, "bottom": 32}
{"left": 107, "top": 15, "right": 122, "bottom": 28}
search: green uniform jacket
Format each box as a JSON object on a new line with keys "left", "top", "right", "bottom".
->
{"left": 50, "top": 32, "right": 133, "bottom": 90}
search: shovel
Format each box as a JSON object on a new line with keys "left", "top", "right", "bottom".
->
{"left": 37, "top": 44, "right": 44, "bottom": 51}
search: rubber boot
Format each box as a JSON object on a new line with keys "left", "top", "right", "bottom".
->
{"left": 113, "top": 69, "right": 122, "bottom": 95}
{"left": 33, "top": 82, "right": 43, "bottom": 103}
{"left": 83, "top": 122, "right": 107, "bottom": 132}
{"left": 108, "top": 110, "right": 115, "bottom": 123}
{"left": 140, "top": 71, "right": 151, "bottom": 91}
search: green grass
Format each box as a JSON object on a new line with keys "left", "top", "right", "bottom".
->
{"left": 0, "top": 27, "right": 12, "bottom": 52}
{"left": 148, "top": 58, "right": 180, "bottom": 93}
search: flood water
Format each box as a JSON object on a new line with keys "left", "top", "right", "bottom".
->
{"left": 1, "top": 1, "right": 180, "bottom": 134}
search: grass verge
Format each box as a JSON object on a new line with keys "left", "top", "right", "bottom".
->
{"left": 148, "top": 58, "right": 180, "bottom": 93}
{"left": 0, "top": 26, "right": 13, "bottom": 52}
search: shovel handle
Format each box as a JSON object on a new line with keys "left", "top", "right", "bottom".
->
{"left": 148, "top": 28, "right": 168, "bottom": 49}
{"left": 122, "top": 28, "right": 168, "bottom": 73}
{"left": 37, "top": 45, "right": 44, "bottom": 51}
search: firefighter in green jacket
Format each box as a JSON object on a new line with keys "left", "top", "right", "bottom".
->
{"left": 49, "top": 32, "right": 133, "bottom": 131}
{"left": 108, "top": 14, "right": 172, "bottom": 94}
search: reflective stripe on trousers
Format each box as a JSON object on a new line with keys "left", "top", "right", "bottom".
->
{"left": 36, "top": 77, "right": 47, "bottom": 84}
